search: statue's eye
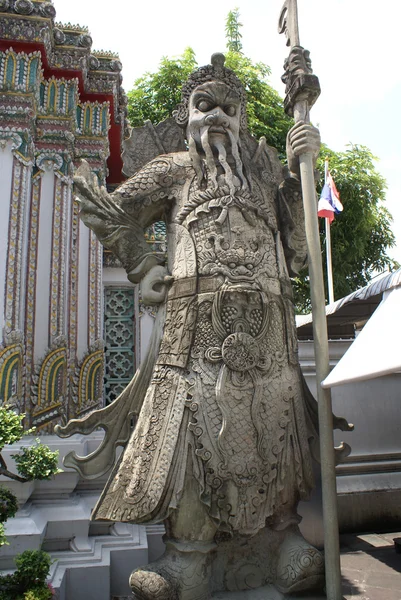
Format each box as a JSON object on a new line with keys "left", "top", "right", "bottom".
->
{"left": 225, "top": 105, "right": 236, "bottom": 117}
{"left": 197, "top": 99, "right": 212, "bottom": 112}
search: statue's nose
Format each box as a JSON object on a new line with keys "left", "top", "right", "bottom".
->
{"left": 205, "top": 110, "right": 229, "bottom": 128}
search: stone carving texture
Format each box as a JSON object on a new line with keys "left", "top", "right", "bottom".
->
{"left": 60, "top": 53, "right": 352, "bottom": 597}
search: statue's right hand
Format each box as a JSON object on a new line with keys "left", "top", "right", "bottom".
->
{"left": 140, "top": 266, "right": 173, "bottom": 305}
{"left": 74, "top": 160, "right": 101, "bottom": 203}
{"left": 73, "top": 161, "right": 116, "bottom": 238}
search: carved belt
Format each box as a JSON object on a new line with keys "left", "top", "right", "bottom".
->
{"left": 168, "top": 276, "right": 292, "bottom": 299}
{"left": 168, "top": 276, "right": 224, "bottom": 299}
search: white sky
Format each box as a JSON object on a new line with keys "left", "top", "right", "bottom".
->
{"left": 56, "top": 0, "right": 401, "bottom": 263}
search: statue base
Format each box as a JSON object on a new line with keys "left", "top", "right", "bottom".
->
{"left": 212, "top": 586, "right": 326, "bottom": 599}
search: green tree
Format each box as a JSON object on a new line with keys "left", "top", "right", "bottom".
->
{"left": 127, "top": 47, "right": 197, "bottom": 128}
{"left": 293, "top": 144, "right": 397, "bottom": 312}
{"left": 125, "top": 13, "right": 397, "bottom": 312}
{"left": 0, "top": 549, "right": 54, "bottom": 599}
{"left": 225, "top": 8, "right": 243, "bottom": 53}
{"left": 223, "top": 8, "right": 292, "bottom": 157}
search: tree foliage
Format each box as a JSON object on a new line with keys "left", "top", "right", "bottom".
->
{"left": 125, "top": 11, "right": 397, "bottom": 312}
{"left": 225, "top": 8, "right": 243, "bottom": 53}
{"left": 224, "top": 52, "right": 292, "bottom": 159}
{"left": 127, "top": 47, "right": 197, "bottom": 129}
{"left": 12, "top": 440, "right": 61, "bottom": 481}
{"left": 0, "top": 550, "right": 54, "bottom": 599}
{"left": 293, "top": 144, "right": 397, "bottom": 312}
{"left": 0, "top": 407, "right": 61, "bottom": 485}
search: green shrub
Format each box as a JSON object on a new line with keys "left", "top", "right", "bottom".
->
{"left": 0, "top": 408, "right": 25, "bottom": 450}
{"left": 0, "top": 487, "right": 18, "bottom": 523}
{"left": 0, "top": 573, "right": 19, "bottom": 599}
{"left": 0, "top": 551, "right": 54, "bottom": 599}
{"left": 15, "top": 550, "right": 52, "bottom": 587}
{"left": 12, "top": 441, "right": 61, "bottom": 481}
{"left": 0, "top": 408, "right": 58, "bottom": 598}
{"left": 20, "top": 585, "right": 53, "bottom": 600}
{"left": 0, "top": 523, "right": 9, "bottom": 547}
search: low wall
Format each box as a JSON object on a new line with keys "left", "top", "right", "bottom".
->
{"left": 300, "top": 340, "right": 401, "bottom": 536}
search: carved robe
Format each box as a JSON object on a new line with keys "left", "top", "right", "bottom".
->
{"left": 92, "top": 145, "right": 315, "bottom": 537}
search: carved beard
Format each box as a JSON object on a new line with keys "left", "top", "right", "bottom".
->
{"left": 187, "top": 124, "right": 248, "bottom": 194}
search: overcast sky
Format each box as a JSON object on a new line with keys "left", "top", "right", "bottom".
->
{"left": 55, "top": 0, "right": 401, "bottom": 263}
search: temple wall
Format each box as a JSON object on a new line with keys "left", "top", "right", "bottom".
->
{"left": 0, "top": 2, "right": 157, "bottom": 597}
{"left": 0, "top": 144, "right": 17, "bottom": 342}
{"left": 0, "top": 2, "right": 126, "bottom": 430}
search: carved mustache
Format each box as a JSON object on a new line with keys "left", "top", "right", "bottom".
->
{"left": 204, "top": 113, "right": 230, "bottom": 130}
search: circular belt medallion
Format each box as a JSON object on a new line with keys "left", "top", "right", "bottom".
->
{"left": 222, "top": 332, "right": 260, "bottom": 372}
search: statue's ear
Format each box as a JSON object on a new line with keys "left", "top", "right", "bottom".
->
{"left": 173, "top": 103, "right": 189, "bottom": 128}
{"left": 240, "top": 110, "right": 248, "bottom": 132}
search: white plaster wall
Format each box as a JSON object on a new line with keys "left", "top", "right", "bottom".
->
{"left": 33, "top": 169, "right": 55, "bottom": 359}
{"left": 102, "top": 267, "right": 130, "bottom": 285}
{"left": 299, "top": 340, "right": 401, "bottom": 457}
{"left": 0, "top": 144, "right": 14, "bottom": 341}
{"left": 77, "top": 220, "right": 89, "bottom": 359}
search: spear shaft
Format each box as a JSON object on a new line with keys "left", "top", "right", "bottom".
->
{"left": 279, "top": 3, "right": 342, "bottom": 599}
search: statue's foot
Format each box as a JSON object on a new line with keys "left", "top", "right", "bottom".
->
{"left": 274, "top": 526, "right": 325, "bottom": 595}
{"left": 130, "top": 568, "right": 175, "bottom": 600}
{"left": 130, "top": 539, "right": 214, "bottom": 600}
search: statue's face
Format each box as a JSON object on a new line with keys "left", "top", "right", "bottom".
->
{"left": 187, "top": 81, "right": 241, "bottom": 147}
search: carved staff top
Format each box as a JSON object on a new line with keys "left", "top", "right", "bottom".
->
{"left": 278, "top": 0, "right": 320, "bottom": 118}
{"left": 278, "top": 0, "right": 300, "bottom": 47}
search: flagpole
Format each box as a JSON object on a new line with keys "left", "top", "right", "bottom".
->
{"left": 325, "top": 159, "right": 335, "bottom": 304}
{"left": 279, "top": 3, "right": 343, "bottom": 599}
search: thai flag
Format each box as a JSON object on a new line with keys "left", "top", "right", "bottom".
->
{"left": 318, "top": 171, "right": 343, "bottom": 223}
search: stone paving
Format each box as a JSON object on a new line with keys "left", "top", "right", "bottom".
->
{"left": 112, "top": 532, "right": 401, "bottom": 599}
{"left": 340, "top": 531, "right": 401, "bottom": 599}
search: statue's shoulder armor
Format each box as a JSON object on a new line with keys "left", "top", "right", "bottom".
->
{"left": 171, "top": 151, "right": 192, "bottom": 168}
{"left": 117, "top": 154, "right": 187, "bottom": 200}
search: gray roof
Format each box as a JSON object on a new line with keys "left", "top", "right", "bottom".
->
{"left": 296, "top": 269, "right": 401, "bottom": 339}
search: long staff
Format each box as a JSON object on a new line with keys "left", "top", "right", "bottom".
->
{"left": 278, "top": 2, "right": 342, "bottom": 598}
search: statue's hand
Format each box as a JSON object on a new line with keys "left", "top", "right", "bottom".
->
{"left": 140, "top": 265, "right": 173, "bottom": 305}
{"left": 74, "top": 160, "right": 130, "bottom": 241}
{"left": 286, "top": 121, "right": 321, "bottom": 176}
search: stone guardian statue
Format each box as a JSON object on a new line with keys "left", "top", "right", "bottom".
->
{"left": 57, "top": 53, "right": 352, "bottom": 599}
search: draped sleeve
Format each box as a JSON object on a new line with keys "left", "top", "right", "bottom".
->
{"left": 277, "top": 174, "right": 308, "bottom": 277}
{"left": 80, "top": 156, "right": 177, "bottom": 283}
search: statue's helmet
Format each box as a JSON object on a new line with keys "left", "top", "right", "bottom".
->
{"left": 173, "top": 53, "right": 248, "bottom": 131}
